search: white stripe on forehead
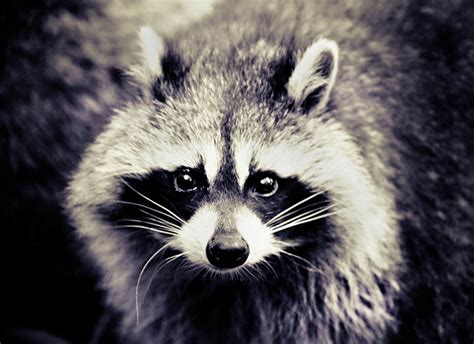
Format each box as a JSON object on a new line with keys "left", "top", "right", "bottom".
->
{"left": 234, "top": 142, "right": 253, "bottom": 189}
{"left": 98, "top": 141, "right": 222, "bottom": 181}
{"left": 96, "top": 143, "right": 199, "bottom": 176}
{"left": 234, "top": 140, "right": 312, "bottom": 188}
{"left": 254, "top": 143, "right": 311, "bottom": 177}
{"left": 171, "top": 204, "right": 218, "bottom": 266}
{"left": 150, "top": 144, "right": 200, "bottom": 171}
{"left": 151, "top": 141, "right": 221, "bottom": 182}
{"left": 235, "top": 206, "right": 280, "bottom": 264}
{"left": 201, "top": 142, "right": 221, "bottom": 184}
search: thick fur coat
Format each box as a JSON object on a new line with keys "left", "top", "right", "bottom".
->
{"left": 2, "top": 0, "right": 473, "bottom": 342}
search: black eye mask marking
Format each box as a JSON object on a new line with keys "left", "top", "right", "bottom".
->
{"left": 100, "top": 166, "right": 209, "bottom": 235}
{"left": 98, "top": 164, "right": 333, "bottom": 252}
{"left": 243, "top": 171, "right": 332, "bottom": 243}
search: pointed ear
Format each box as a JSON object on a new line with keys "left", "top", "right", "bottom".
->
{"left": 137, "top": 26, "right": 166, "bottom": 84}
{"left": 130, "top": 26, "right": 188, "bottom": 103}
{"left": 287, "top": 39, "right": 339, "bottom": 113}
{"left": 127, "top": 26, "right": 166, "bottom": 101}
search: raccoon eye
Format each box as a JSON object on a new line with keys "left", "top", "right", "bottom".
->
{"left": 174, "top": 169, "right": 198, "bottom": 192}
{"left": 252, "top": 175, "right": 279, "bottom": 197}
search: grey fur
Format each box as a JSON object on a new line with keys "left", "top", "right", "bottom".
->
{"left": 6, "top": 0, "right": 471, "bottom": 342}
{"left": 0, "top": 0, "right": 211, "bottom": 340}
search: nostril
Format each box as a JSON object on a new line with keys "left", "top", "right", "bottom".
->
{"left": 206, "top": 236, "right": 250, "bottom": 269}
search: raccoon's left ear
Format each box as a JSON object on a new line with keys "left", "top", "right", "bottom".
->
{"left": 133, "top": 26, "right": 166, "bottom": 88}
{"left": 287, "top": 39, "right": 339, "bottom": 113}
{"left": 133, "top": 26, "right": 189, "bottom": 103}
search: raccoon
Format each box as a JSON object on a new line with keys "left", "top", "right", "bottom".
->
{"left": 65, "top": 0, "right": 473, "bottom": 343}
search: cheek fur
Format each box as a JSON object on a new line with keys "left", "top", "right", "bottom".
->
{"left": 171, "top": 205, "right": 218, "bottom": 265}
{"left": 171, "top": 204, "right": 282, "bottom": 269}
{"left": 234, "top": 206, "right": 281, "bottom": 265}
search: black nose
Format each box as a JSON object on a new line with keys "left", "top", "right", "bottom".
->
{"left": 206, "top": 235, "right": 250, "bottom": 269}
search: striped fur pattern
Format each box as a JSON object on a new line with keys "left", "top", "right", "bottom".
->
{"left": 67, "top": 0, "right": 473, "bottom": 342}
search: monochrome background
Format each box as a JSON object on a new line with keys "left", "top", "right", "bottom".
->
{"left": 1, "top": 0, "right": 472, "bottom": 343}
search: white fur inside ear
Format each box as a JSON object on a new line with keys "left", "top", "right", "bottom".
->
{"left": 287, "top": 39, "right": 339, "bottom": 112}
{"left": 138, "top": 26, "right": 165, "bottom": 80}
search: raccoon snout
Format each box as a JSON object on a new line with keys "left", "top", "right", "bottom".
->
{"left": 206, "top": 234, "right": 250, "bottom": 269}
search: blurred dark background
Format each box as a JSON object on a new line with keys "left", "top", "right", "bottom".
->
{"left": 1, "top": 0, "right": 473, "bottom": 342}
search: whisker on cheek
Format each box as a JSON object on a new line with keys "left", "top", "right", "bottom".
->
{"left": 141, "top": 214, "right": 182, "bottom": 230}
{"left": 267, "top": 200, "right": 330, "bottom": 227}
{"left": 113, "top": 224, "right": 178, "bottom": 237}
{"left": 276, "top": 248, "right": 325, "bottom": 275}
{"left": 257, "top": 258, "right": 278, "bottom": 279}
{"left": 265, "top": 190, "right": 327, "bottom": 226}
{"left": 135, "top": 242, "right": 173, "bottom": 325}
{"left": 270, "top": 209, "right": 343, "bottom": 234}
{"left": 118, "top": 218, "right": 181, "bottom": 232}
{"left": 140, "top": 251, "right": 189, "bottom": 314}
{"left": 120, "top": 179, "right": 186, "bottom": 225}
{"left": 113, "top": 200, "right": 184, "bottom": 226}
{"left": 269, "top": 203, "right": 337, "bottom": 231}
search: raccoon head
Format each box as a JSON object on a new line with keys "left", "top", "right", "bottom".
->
{"left": 68, "top": 27, "right": 399, "bottom": 305}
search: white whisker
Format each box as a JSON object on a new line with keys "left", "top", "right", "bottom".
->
{"left": 119, "top": 218, "right": 180, "bottom": 232}
{"left": 113, "top": 200, "right": 183, "bottom": 225}
{"left": 113, "top": 224, "right": 177, "bottom": 236}
{"left": 269, "top": 203, "right": 338, "bottom": 233}
{"left": 140, "top": 212, "right": 182, "bottom": 230}
{"left": 120, "top": 180, "right": 186, "bottom": 225}
{"left": 268, "top": 201, "right": 329, "bottom": 226}
{"left": 249, "top": 264, "right": 269, "bottom": 282}
{"left": 202, "top": 269, "right": 211, "bottom": 281}
{"left": 135, "top": 243, "right": 172, "bottom": 325}
{"left": 178, "top": 261, "right": 204, "bottom": 280}
{"left": 140, "top": 251, "right": 189, "bottom": 311}
{"left": 265, "top": 191, "right": 326, "bottom": 226}
{"left": 277, "top": 249, "right": 324, "bottom": 275}
{"left": 259, "top": 259, "right": 278, "bottom": 278}
{"left": 243, "top": 266, "right": 258, "bottom": 281}
{"left": 269, "top": 204, "right": 335, "bottom": 231}
{"left": 271, "top": 210, "right": 342, "bottom": 233}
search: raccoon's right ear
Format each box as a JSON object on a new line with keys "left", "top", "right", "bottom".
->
{"left": 130, "top": 26, "right": 188, "bottom": 103}
{"left": 129, "top": 26, "right": 166, "bottom": 95}
{"left": 287, "top": 39, "right": 339, "bottom": 114}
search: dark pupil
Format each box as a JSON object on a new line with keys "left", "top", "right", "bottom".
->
{"left": 177, "top": 173, "right": 196, "bottom": 191}
{"left": 256, "top": 177, "right": 275, "bottom": 195}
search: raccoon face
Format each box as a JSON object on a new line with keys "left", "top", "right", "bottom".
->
{"left": 69, "top": 28, "right": 396, "bottom": 291}
{"left": 112, "top": 160, "right": 331, "bottom": 273}
{"left": 88, "top": 29, "right": 343, "bottom": 275}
